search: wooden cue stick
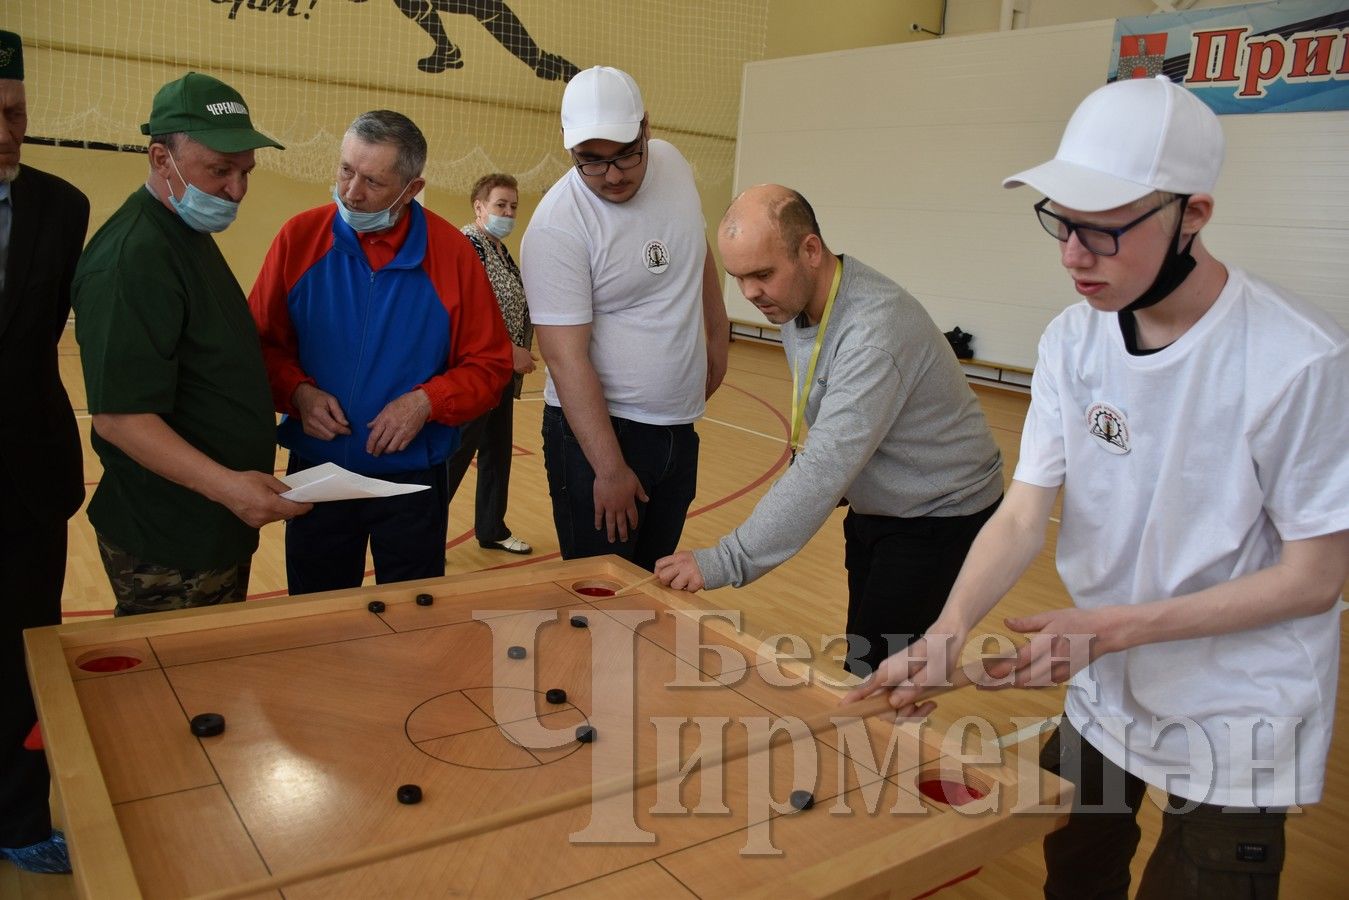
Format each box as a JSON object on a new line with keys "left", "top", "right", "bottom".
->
{"left": 192, "top": 659, "right": 986, "bottom": 900}
{"left": 609, "top": 571, "right": 660, "bottom": 597}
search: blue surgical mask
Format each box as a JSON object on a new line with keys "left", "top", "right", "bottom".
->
{"left": 165, "top": 152, "right": 239, "bottom": 233}
{"left": 484, "top": 214, "right": 515, "bottom": 239}
{"left": 333, "top": 181, "right": 413, "bottom": 234}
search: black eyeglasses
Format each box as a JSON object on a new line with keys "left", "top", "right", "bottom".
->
{"left": 572, "top": 143, "right": 645, "bottom": 177}
{"left": 1034, "top": 195, "right": 1184, "bottom": 257}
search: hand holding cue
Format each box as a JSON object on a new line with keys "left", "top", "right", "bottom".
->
{"left": 610, "top": 571, "right": 659, "bottom": 597}
{"left": 191, "top": 656, "right": 988, "bottom": 899}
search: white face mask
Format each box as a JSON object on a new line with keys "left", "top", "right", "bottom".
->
{"left": 484, "top": 214, "right": 515, "bottom": 239}
{"left": 166, "top": 151, "right": 239, "bottom": 233}
{"left": 333, "top": 179, "right": 413, "bottom": 233}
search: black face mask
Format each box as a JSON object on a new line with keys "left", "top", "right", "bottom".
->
{"left": 1122, "top": 194, "right": 1195, "bottom": 313}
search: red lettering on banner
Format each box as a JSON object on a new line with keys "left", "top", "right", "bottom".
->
{"left": 1288, "top": 32, "right": 1338, "bottom": 80}
{"left": 1187, "top": 27, "right": 1248, "bottom": 84}
{"left": 1339, "top": 30, "right": 1349, "bottom": 75}
{"left": 1239, "top": 37, "right": 1288, "bottom": 97}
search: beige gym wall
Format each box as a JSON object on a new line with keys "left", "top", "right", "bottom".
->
{"left": 17, "top": 0, "right": 942, "bottom": 289}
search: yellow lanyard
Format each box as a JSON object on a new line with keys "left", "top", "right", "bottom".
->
{"left": 789, "top": 258, "right": 843, "bottom": 461}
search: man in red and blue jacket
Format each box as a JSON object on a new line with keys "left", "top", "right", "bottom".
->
{"left": 250, "top": 110, "right": 512, "bottom": 594}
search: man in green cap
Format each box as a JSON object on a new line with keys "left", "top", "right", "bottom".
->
{"left": 72, "top": 72, "right": 311, "bottom": 618}
{"left": 0, "top": 28, "right": 88, "bottom": 876}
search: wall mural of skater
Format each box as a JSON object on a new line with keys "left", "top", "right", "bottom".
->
{"left": 351, "top": 0, "right": 579, "bottom": 79}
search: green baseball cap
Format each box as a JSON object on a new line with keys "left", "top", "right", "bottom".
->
{"left": 0, "top": 31, "right": 23, "bottom": 81}
{"left": 140, "top": 72, "right": 283, "bottom": 152}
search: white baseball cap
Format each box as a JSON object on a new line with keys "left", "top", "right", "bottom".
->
{"left": 561, "top": 66, "right": 644, "bottom": 150}
{"left": 1003, "top": 76, "right": 1224, "bottom": 211}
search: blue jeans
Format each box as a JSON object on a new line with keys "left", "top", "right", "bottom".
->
{"left": 541, "top": 404, "right": 698, "bottom": 571}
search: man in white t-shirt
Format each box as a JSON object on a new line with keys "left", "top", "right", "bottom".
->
{"left": 521, "top": 66, "right": 728, "bottom": 570}
{"left": 846, "top": 76, "right": 1348, "bottom": 897}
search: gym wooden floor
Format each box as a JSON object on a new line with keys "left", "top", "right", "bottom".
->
{"left": 5, "top": 333, "right": 1345, "bottom": 898}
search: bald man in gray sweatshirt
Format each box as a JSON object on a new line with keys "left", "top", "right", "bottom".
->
{"left": 655, "top": 185, "right": 1002, "bottom": 676}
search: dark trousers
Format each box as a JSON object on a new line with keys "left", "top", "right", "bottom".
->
{"left": 541, "top": 404, "right": 698, "bottom": 572}
{"left": 285, "top": 454, "right": 449, "bottom": 595}
{"left": 1041, "top": 717, "right": 1286, "bottom": 899}
{"left": 444, "top": 382, "right": 515, "bottom": 544}
{"left": 841, "top": 498, "right": 999, "bottom": 677}
{"left": 0, "top": 514, "right": 66, "bottom": 847}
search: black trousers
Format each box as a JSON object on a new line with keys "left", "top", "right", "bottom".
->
{"left": 444, "top": 382, "right": 515, "bottom": 544}
{"left": 285, "top": 454, "right": 449, "bottom": 595}
{"left": 541, "top": 405, "right": 699, "bottom": 572}
{"left": 0, "top": 513, "right": 66, "bottom": 847}
{"left": 841, "top": 498, "right": 999, "bottom": 677}
{"left": 1041, "top": 717, "right": 1286, "bottom": 899}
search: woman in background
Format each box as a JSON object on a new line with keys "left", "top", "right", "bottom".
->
{"left": 446, "top": 173, "right": 536, "bottom": 554}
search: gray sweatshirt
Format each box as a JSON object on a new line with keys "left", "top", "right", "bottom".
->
{"left": 694, "top": 256, "right": 1003, "bottom": 589}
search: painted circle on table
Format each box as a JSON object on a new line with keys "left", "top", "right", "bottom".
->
{"left": 75, "top": 647, "right": 146, "bottom": 673}
{"left": 913, "top": 764, "right": 993, "bottom": 808}
{"left": 570, "top": 580, "right": 619, "bottom": 597}
{"left": 405, "top": 686, "right": 591, "bottom": 770}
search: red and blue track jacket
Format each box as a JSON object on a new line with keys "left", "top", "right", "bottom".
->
{"left": 249, "top": 201, "right": 512, "bottom": 475}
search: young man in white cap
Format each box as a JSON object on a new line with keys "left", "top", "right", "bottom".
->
{"left": 846, "top": 75, "right": 1348, "bottom": 896}
{"left": 522, "top": 66, "right": 728, "bottom": 570}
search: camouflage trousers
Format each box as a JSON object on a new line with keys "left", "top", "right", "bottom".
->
{"left": 1041, "top": 718, "right": 1286, "bottom": 899}
{"left": 96, "top": 532, "right": 251, "bottom": 617}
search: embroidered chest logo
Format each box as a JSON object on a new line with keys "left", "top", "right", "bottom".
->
{"left": 643, "top": 239, "right": 670, "bottom": 274}
{"left": 1086, "top": 402, "right": 1130, "bottom": 455}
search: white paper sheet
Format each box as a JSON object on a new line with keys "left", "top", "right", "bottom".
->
{"left": 279, "top": 462, "right": 431, "bottom": 502}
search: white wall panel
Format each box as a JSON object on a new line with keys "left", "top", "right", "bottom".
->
{"left": 730, "top": 19, "right": 1349, "bottom": 368}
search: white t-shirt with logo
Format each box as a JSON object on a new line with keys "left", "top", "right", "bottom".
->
{"left": 521, "top": 139, "right": 707, "bottom": 425}
{"left": 1015, "top": 266, "right": 1348, "bottom": 808}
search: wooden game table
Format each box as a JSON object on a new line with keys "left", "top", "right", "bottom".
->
{"left": 27, "top": 556, "right": 1072, "bottom": 898}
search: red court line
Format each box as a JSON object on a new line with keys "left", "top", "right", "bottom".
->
{"left": 688, "top": 382, "right": 790, "bottom": 518}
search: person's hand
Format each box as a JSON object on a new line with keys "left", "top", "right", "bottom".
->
{"left": 512, "top": 345, "right": 538, "bottom": 375}
{"left": 840, "top": 631, "right": 968, "bottom": 718}
{"left": 220, "top": 470, "right": 312, "bottom": 528}
{"left": 1001, "top": 606, "right": 1115, "bottom": 688}
{"left": 292, "top": 383, "right": 351, "bottom": 440}
{"left": 655, "top": 551, "right": 704, "bottom": 592}
{"left": 593, "top": 465, "right": 648, "bottom": 543}
{"left": 367, "top": 389, "right": 431, "bottom": 457}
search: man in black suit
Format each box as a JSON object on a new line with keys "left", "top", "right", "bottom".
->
{"left": 0, "top": 30, "right": 89, "bottom": 875}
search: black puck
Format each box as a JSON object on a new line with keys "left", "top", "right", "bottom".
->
{"left": 575, "top": 725, "right": 597, "bottom": 744}
{"left": 569, "top": 615, "right": 589, "bottom": 628}
{"left": 367, "top": 600, "right": 386, "bottom": 613}
{"left": 396, "top": 784, "right": 423, "bottom": 805}
{"left": 190, "top": 713, "right": 225, "bottom": 738}
{"left": 507, "top": 645, "right": 527, "bottom": 660}
{"left": 789, "top": 790, "right": 814, "bottom": 811}
{"left": 415, "top": 593, "right": 434, "bottom": 606}
{"left": 545, "top": 688, "right": 568, "bottom": 705}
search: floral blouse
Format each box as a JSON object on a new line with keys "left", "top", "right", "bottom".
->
{"left": 463, "top": 223, "right": 533, "bottom": 397}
